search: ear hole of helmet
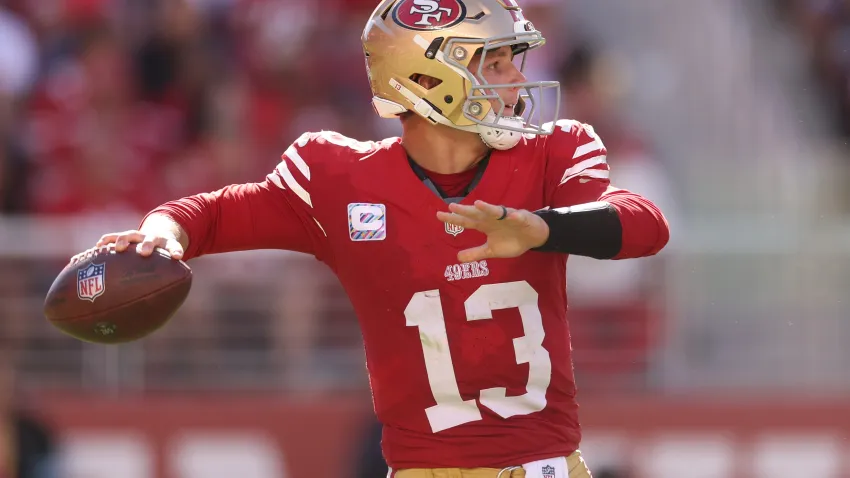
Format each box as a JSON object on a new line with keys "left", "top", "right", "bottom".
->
{"left": 410, "top": 74, "right": 443, "bottom": 90}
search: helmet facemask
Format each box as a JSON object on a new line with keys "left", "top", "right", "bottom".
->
{"left": 443, "top": 34, "right": 560, "bottom": 149}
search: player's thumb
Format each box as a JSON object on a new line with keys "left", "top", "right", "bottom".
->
{"left": 458, "top": 244, "right": 490, "bottom": 263}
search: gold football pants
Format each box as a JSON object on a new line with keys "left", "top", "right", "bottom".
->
{"left": 392, "top": 451, "right": 591, "bottom": 478}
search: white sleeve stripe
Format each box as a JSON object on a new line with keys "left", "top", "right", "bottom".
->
{"left": 312, "top": 217, "right": 327, "bottom": 237}
{"left": 560, "top": 155, "right": 607, "bottom": 182}
{"left": 275, "top": 161, "right": 313, "bottom": 208}
{"left": 268, "top": 173, "right": 322, "bottom": 231}
{"left": 268, "top": 172, "right": 284, "bottom": 190}
{"left": 284, "top": 146, "right": 311, "bottom": 181}
{"left": 573, "top": 140, "right": 605, "bottom": 159}
{"left": 559, "top": 168, "right": 610, "bottom": 185}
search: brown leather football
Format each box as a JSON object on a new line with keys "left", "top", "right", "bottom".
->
{"left": 43, "top": 244, "right": 192, "bottom": 344}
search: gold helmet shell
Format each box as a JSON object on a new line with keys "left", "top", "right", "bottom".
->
{"left": 362, "top": 0, "right": 560, "bottom": 149}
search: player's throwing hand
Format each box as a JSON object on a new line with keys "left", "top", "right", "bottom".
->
{"left": 436, "top": 200, "right": 550, "bottom": 263}
{"left": 94, "top": 230, "right": 185, "bottom": 260}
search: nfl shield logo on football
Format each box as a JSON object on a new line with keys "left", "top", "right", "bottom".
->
{"left": 77, "top": 262, "right": 106, "bottom": 302}
{"left": 444, "top": 222, "right": 464, "bottom": 236}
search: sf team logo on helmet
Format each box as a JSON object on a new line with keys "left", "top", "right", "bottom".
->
{"left": 393, "top": 0, "right": 467, "bottom": 31}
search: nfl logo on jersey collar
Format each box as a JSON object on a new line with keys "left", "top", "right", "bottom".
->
{"left": 348, "top": 203, "right": 387, "bottom": 241}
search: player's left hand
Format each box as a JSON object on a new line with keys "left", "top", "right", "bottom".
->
{"left": 436, "top": 200, "right": 550, "bottom": 263}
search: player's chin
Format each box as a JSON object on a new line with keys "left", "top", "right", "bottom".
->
{"left": 492, "top": 104, "right": 516, "bottom": 117}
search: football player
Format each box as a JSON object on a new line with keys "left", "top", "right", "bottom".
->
{"left": 93, "top": 0, "right": 669, "bottom": 476}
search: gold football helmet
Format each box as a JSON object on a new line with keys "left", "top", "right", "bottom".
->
{"left": 362, "top": 0, "right": 560, "bottom": 150}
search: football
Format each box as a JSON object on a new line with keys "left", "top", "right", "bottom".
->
{"left": 43, "top": 244, "right": 192, "bottom": 344}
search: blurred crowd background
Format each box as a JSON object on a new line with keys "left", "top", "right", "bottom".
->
{"left": 1, "top": 0, "right": 850, "bottom": 477}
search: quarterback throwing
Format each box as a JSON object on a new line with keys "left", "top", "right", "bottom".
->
{"left": 92, "top": 0, "right": 669, "bottom": 477}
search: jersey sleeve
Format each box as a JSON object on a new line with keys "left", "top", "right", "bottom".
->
{"left": 544, "top": 119, "right": 611, "bottom": 207}
{"left": 142, "top": 132, "right": 331, "bottom": 262}
{"left": 544, "top": 120, "right": 670, "bottom": 259}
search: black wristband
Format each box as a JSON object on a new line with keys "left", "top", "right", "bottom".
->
{"left": 531, "top": 202, "right": 622, "bottom": 259}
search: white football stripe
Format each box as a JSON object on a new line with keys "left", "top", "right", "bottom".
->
{"left": 284, "top": 146, "right": 310, "bottom": 181}
{"left": 276, "top": 161, "right": 313, "bottom": 208}
{"left": 559, "top": 168, "right": 610, "bottom": 186}
{"left": 560, "top": 155, "right": 607, "bottom": 183}
{"left": 573, "top": 139, "right": 605, "bottom": 159}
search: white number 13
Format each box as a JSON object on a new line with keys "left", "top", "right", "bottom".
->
{"left": 404, "top": 281, "right": 552, "bottom": 433}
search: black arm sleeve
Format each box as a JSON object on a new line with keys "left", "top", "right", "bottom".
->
{"left": 531, "top": 201, "right": 622, "bottom": 259}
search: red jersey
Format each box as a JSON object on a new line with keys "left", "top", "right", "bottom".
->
{"left": 146, "top": 120, "right": 669, "bottom": 469}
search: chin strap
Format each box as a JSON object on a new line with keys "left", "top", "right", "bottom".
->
{"left": 477, "top": 113, "right": 525, "bottom": 150}
{"left": 386, "top": 78, "right": 523, "bottom": 150}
